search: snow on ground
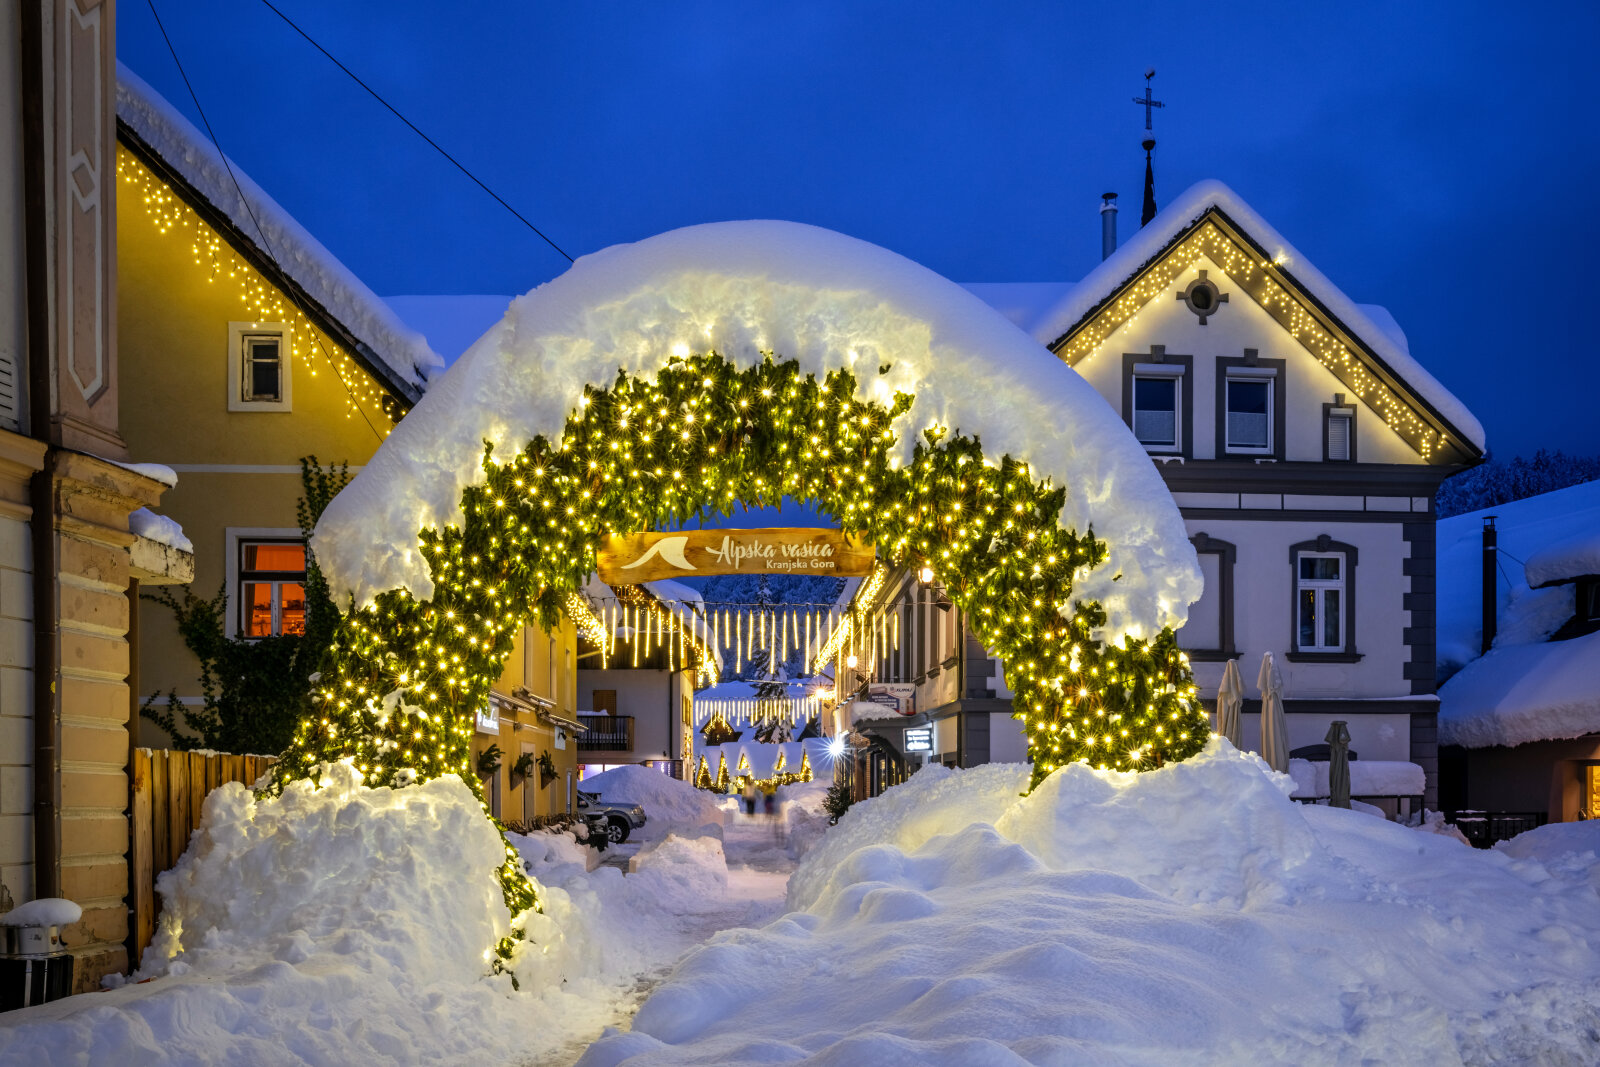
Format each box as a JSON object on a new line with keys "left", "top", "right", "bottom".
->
{"left": 314, "top": 220, "right": 1202, "bottom": 645}
{"left": 580, "top": 740, "right": 1600, "bottom": 1066}
{"left": 0, "top": 762, "right": 795, "bottom": 1066}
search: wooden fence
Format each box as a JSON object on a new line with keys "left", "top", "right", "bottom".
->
{"left": 128, "top": 748, "right": 276, "bottom": 967}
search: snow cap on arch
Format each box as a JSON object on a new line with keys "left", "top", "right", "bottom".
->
{"left": 313, "top": 220, "right": 1202, "bottom": 643}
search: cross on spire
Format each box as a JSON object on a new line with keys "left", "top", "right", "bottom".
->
{"left": 1133, "top": 68, "right": 1164, "bottom": 132}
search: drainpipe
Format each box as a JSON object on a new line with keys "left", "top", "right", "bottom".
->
{"left": 21, "top": 0, "right": 62, "bottom": 900}
{"left": 1481, "top": 517, "right": 1497, "bottom": 656}
{"left": 1100, "top": 193, "right": 1118, "bottom": 260}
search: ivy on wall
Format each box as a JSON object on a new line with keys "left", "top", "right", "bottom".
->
{"left": 141, "top": 458, "right": 350, "bottom": 756}
{"left": 266, "top": 352, "right": 1210, "bottom": 941}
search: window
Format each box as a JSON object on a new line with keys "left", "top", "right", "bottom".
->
{"left": 1296, "top": 553, "right": 1344, "bottom": 652}
{"left": 1133, "top": 376, "right": 1180, "bottom": 448}
{"left": 1225, "top": 377, "right": 1272, "bottom": 452}
{"left": 1176, "top": 534, "right": 1235, "bottom": 659}
{"left": 1288, "top": 535, "right": 1360, "bottom": 660}
{"left": 238, "top": 539, "right": 307, "bottom": 637}
{"left": 592, "top": 689, "right": 617, "bottom": 715}
{"left": 1324, "top": 400, "right": 1356, "bottom": 462}
{"left": 1122, "top": 350, "right": 1192, "bottom": 456}
{"left": 227, "top": 322, "right": 292, "bottom": 412}
{"left": 548, "top": 637, "right": 558, "bottom": 701}
{"left": 1215, "top": 353, "right": 1285, "bottom": 459}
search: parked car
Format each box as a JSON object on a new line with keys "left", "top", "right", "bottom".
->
{"left": 575, "top": 789, "right": 647, "bottom": 843}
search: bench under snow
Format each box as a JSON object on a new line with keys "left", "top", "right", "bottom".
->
{"left": 1287, "top": 759, "right": 1425, "bottom": 800}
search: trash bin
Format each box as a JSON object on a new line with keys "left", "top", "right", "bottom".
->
{"left": 1, "top": 914, "right": 76, "bottom": 1011}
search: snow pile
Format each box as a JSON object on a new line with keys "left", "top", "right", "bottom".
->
{"left": 775, "top": 778, "right": 832, "bottom": 859}
{"left": 1496, "top": 820, "right": 1600, "bottom": 892}
{"left": 584, "top": 740, "right": 1600, "bottom": 1066}
{"left": 1439, "top": 629, "right": 1600, "bottom": 748}
{"left": 628, "top": 835, "right": 731, "bottom": 908}
{"left": 314, "top": 220, "right": 1201, "bottom": 645}
{"left": 582, "top": 765, "right": 725, "bottom": 833}
{"left": 1526, "top": 528, "right": 1600, "bottom": 588}
{"left": 117, "top": 65, "right": 442, "bottom": 390}
{"left": 128, "top": 507, "right": 194, "bottom": 553}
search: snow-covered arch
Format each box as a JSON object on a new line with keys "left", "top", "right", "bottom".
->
{"left": 315, "top": 221, "right": 1200, "bottom": 643}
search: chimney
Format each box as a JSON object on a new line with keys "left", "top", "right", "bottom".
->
{"left": 1100, "top": 193, "right": 1118, "bottom": 260}
{"left": 1481, "top": 516, "right": 1498, "bottom": 655}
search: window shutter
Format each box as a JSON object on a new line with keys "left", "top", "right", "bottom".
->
{"left": 1327, "top": 412, "right": 1352, "bottom": 461}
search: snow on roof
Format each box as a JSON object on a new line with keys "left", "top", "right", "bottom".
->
{"left": 643, "top": 579, "right": 705, "bottom": 611}
{"left": 1439, "top": 629, "right": 1600, "bottom": 748}
{"left": 115, "top": 64, "right": 443, "bottom": 392}
{"left": 314, "top": 220, "right": 1201, "bottom": 645}
{"left": 1436, "top": 480, "right": 1600, "bottom": 672}
{"left": 1029, "top": 179, "right": 1484, "bottom": 453}
{"left": 1525, "top": 529, "right": 1600, "bottom": 588}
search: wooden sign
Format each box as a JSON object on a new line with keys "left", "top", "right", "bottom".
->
{"left": 597, "top": 528, "right": 874, "bottom": 584}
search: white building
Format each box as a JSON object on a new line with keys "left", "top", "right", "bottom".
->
{"left": 836, "top": 181, "right": 1484, "bottom": 807}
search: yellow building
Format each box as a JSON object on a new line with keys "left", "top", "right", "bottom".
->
{"left": 113, "top": 70, "right": 583, "bottom": 806}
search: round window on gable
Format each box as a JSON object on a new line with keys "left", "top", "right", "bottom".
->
{"left": 1177, "top": 270, "right": 1229, "bottom": 325}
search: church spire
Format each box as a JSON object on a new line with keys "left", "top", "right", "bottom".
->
{"left": 1132, "top": 68, "right": 1163, "bottom": 226}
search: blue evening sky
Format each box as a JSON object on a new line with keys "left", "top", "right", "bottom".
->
{"left": 120, "top": 2, "right": 1598, "bottom": 457}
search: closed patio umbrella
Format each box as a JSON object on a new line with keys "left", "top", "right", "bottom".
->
{"left": 1256, "top": 651, "right": 1289, "bottom": 774}
{"left": 1215, "top": 658, "right": 1245, "bottom": 748}
{"left": 1326, "top": 720, "right": 1352, "bottom": 809}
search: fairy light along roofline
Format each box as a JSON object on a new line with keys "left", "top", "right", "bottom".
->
{"left": 116, "top": 120, "right": 424, "bottom": 414}
{"left": 1046, "top": 203, "right": 1483, "bottom": 467}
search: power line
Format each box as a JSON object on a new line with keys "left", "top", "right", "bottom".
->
{"left": 145, "top": 0, "right": 386, "bottom": 443}
{"left": 259, "top": 0, "right": 573, "bottom": 264}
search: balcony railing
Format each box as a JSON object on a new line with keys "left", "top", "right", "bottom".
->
{"left": 577, "top": 714, "right": 634, "bottom": 751}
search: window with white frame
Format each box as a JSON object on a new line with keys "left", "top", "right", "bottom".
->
{"left": 237, "top": 538, "right": 307, "bottom": 637}
{"left": 1296, "top": 552, "right": 1345, "bottom": 652}
{"left": 227, "top": 322, "right": 292, "bottom": 412}
{"left": 1224, "top": 374, "right": 1273, "bottom": 453}
{"left": 1132, "top": 373, "right": 1181, "bottom": 450}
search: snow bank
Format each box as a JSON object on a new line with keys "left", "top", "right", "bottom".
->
{"left": 1439, "top": 629, "right": 1600, "bottom": 748}
{"left": 313, "top": 220, "right": 1201, "bottom": 645}
{"left": 128, "top": 508, "right": 193, "bottom": 554}
{"left": 581, "top": 764, "right": 725, "bottom": 832}
{"left": 1496, "top": 819, "right": 1600, "bottom": 865}
{"left": 1029, "top": 179, "right": 1484, "bottom": 452}
{"left": 117, "top": 65, "right": 441, "bottom": 390}
{"left": 585, "top": 739, "right": 1600, "bottom": 1066}
{"left": 628, "top": 835, "right": 730, "bottom": 908}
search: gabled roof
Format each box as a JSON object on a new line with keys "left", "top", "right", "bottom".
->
{"left": 1037, "top": 180, "right": 1485, "bottom": 464}
{"left": 115, "top": 63, "right": 442, "bottom": 404}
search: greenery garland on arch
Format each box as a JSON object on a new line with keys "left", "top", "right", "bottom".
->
{"left": 268, "top": 351, "right": 1210, "bottom": 933}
